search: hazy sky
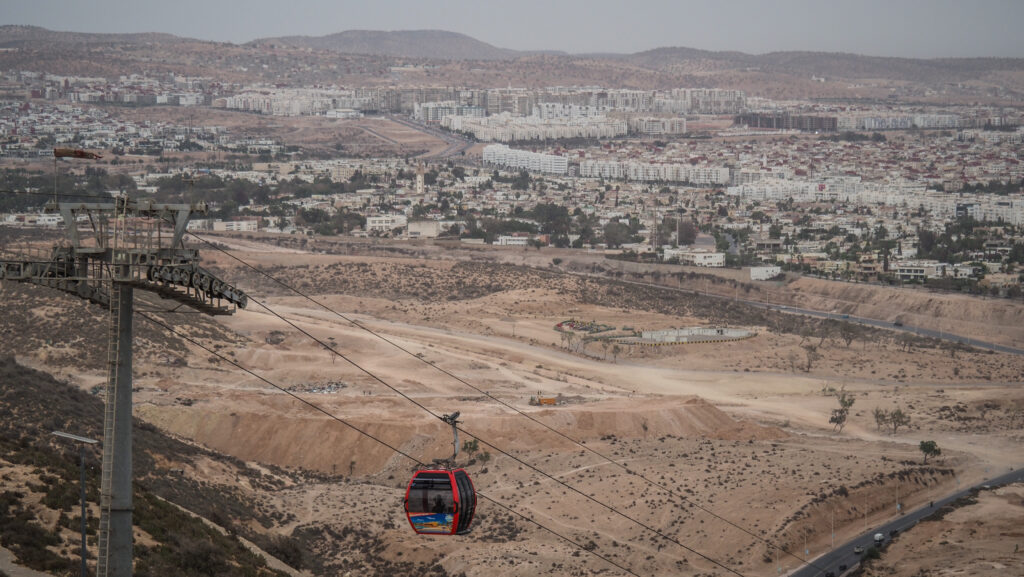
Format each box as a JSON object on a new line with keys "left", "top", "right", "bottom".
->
{"left": 6, "top": 0, "right": 1023, "bottom": 58}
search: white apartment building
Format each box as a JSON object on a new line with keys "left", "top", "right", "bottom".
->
{"left": 366, "top": 214, "right": 408, "bottom": 233}
{"left": 212, "top": 219, "right": 259, "bottom": 232}
{"left": 482, "top": 144, "right": 569, "bottom": 175}
{"left": 534, "top": 103, "right": 610, "bottom": 119}
{"left": 628, "top": 117, "right": 687, "bottom": 136}
{"left": 413, "top": 101, "right": 485, "bottom": 124}
{"left": 837, "top": 114, "right": 961, "bottom": 131}
{"left": 442, "top": 113, "right": 627, "bottom": 142}
{"left": 578, "top": 160, "right": 729, "bottom": 184}
{"left": 655, "top": 89, "right": 747, "bottom": 114}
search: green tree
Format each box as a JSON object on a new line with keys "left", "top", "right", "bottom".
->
{"left": 873, "top": 407, "right": 889, "bottom": 431}
{"left": 531, "top": 202, "right": 571, "bottom": 235}
{"left": 829, "top": 392, "right": 855, "bottom": 433}
{"left": 511, "top": 170, "right": 531, "bottom": 190}
{"left": 888, "top": 407, "right": 911, "bottom": 435}
{"left": 839, "top": 323, "right": 858, "bottom": 348}
{"left": 603, "top": 221, "right": 632, "bottom": 248}
{"left": 919, "top": 440, "right": 941, "bottom": 464}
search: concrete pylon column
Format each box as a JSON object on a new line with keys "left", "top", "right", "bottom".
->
{"left": 98, "top": 280, "right": 133, "bottom": 577}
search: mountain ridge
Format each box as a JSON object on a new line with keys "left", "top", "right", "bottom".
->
{"left": 249, "top": 28, "right": 570, "bottom": 60}
{"left": 1, "top": 25, "right": 1021, "bottom": 93}
{"left": 5, "top": 24, "right": 1022, "bottom": 65}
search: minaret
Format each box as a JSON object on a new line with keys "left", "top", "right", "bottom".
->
{"left": 415, "top": 162, "right": 425, "bottom": 198}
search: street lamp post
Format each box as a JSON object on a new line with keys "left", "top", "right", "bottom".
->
{"left": 831, "top": 509, "right": 835, "bottom": 550}
{"left": 53, "top": 431, "right": 98, "bottom": 577}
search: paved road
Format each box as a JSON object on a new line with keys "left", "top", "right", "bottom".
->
{"left": 570, "top": 271, "right": 1024, "bottom": 357}
{"left": 385, "top": 114, "right": 474, "bottom": 159}
{"left": 754, "top": 301, "right": 1024, "bottom": 356}
{"left": 791, "top": 467, "right": 1024, "bottom": 577}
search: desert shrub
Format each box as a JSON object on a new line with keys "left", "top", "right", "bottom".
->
{"left": 263, "top": 534, "right": 305, "bottom": 570}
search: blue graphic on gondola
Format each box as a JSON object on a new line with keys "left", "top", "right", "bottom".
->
{"left": 409, "top": 512, "right": 454, "bottom": 534}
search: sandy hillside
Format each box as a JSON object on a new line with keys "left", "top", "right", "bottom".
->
{"left": 4, "top": 234, "right": 1023, "bottom": 576}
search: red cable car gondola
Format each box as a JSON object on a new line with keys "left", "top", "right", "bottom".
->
{"left": 404, "top": 468, "right": 476, "bottom": 535}
{"left": 404, "top": 412, "right": 477, "bottom": 535}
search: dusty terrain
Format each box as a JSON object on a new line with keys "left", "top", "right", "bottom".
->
{"left": 2, "top": 234, "right": 1023, "bottom": 576}
{"left": 113, "top": 108, "right": 445, "bottom": 158}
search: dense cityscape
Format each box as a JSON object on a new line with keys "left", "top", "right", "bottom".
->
{"left": 3, "top": 67, "right": 1021, "bottom": 298}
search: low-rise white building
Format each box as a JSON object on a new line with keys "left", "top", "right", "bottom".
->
{"left": 496, "top": 234, "right": 530, "bottom": 246}
{"left": 407, "top": 220, "right": 460, "bottom": 238}
{"left": 663, "top": 248, "right": 725, "bottom": 267}
{"left": 750, "top": 265, "right": 782, "bottom": 281}
{"left": 894, "top": 260, "right": 948, "bottom": 281}
{"left": 366, "top": 214, "right": 408, "bottom": 233}
{"left": 212, "top": 219, "right": 259, "bottom": 232}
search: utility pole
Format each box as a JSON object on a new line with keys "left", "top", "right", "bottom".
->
{"left": 53, "top": 431, "right": 98, "bottom": 577}
{"left": 831, "top": 509, "right": 835, "bottom": 550}
{"left": 2, "top": 187, "right": 247, "bottom": 577}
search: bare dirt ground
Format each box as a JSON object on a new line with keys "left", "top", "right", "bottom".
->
{"left": 113, "top": 108, "right": 445, "bottom": 157}
{"left": 4, "top": 234, "right": 1023, "bottom": 576}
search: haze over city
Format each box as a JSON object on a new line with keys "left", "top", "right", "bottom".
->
{"left": 5, "top": 0, "right": 1024, "bottom": 58}
{"left": 1, "top": 4, "right": 1023, "bottom": 577}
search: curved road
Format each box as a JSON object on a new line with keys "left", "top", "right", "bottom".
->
{"left": 569, "top": 271, "right": 1024, "bottom": 357}
{"left": 791, "top": 467, "right": 1024, "bottom": 577}
{"left": 757, "top": 302, "right": 1024, "bottom": 356}
{"left": 385, "top": 114, "right": 474, "bottom": 159}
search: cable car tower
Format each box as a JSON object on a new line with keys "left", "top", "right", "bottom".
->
{"left": 1, "top": 175, "right": 247, "bottom": 576}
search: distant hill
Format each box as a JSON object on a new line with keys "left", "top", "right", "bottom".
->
{"left": 0, "top": 24, "right": 186, "bottom": 48}
{"left": 621, "top": 46, "right": 1024, "bottom": 82}
{"left": 250, "top": 29, "right": 556, "bottom": 61}
{"left": 1, "top": 25, "right": 1020, "bottom": 95}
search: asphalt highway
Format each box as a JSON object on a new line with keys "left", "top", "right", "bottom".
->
{"left": 574, "top": 271, "right": 1024, "bottom": 356}
{"left": 385, "top": 114, "right": 473, "bottom": 159}
{"left": 790, "top": 467, "right": 1024, "bottom": 577}
{"left": 755, "top": 301, "right": 1024, "bottom": 356}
